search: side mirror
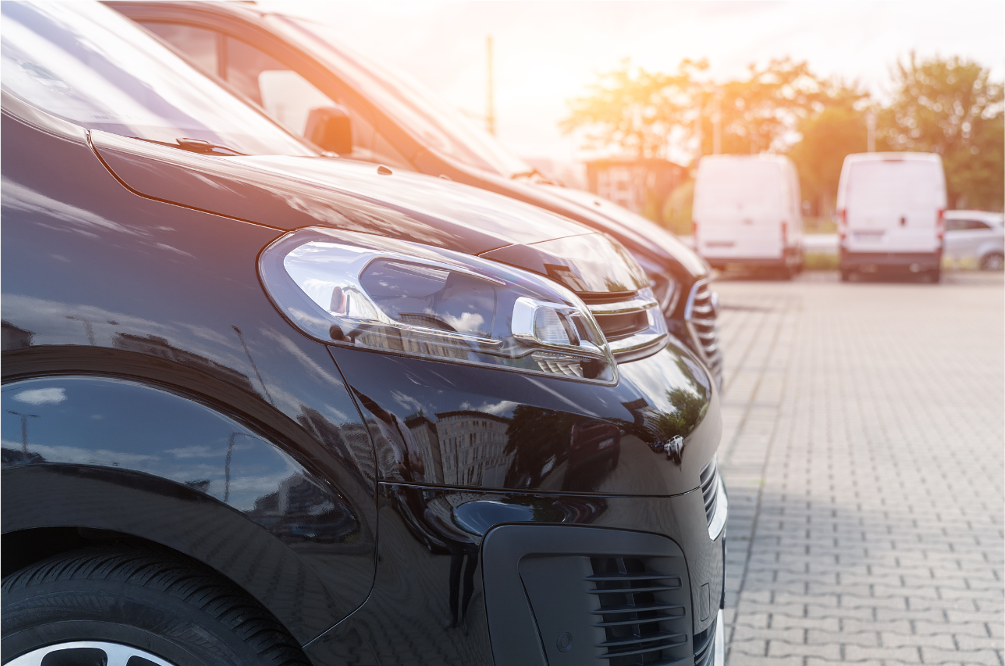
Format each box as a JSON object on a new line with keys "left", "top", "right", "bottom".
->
{"left": 304, "top": 106, "right": 352, "bottom": 155}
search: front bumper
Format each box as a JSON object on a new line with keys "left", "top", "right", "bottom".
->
{"left": 316, "top": 330, "right": 726, "bottom": 665}
{"left": 841, "top": 249, "right": 941, "bottom": 272}
{"left": 714, "top": 609, "right": 725, "bottom": 666}
{"left": 305, "top": 485, "right": 728, "bottom": 666}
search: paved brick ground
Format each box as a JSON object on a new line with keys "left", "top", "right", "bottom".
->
{"left": 714, "top": 271, "right": 1004, "bottom": 666}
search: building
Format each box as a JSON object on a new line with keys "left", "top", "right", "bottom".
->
{"left": 585, "top": 157, "right": 687, "bottom": 218}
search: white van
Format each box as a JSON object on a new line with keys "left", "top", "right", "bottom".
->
{"left": 693, "top": 155, "right": 804, "bottom": 277}
{"left": 836, "top": 153, "right": 946, "bottom": 281}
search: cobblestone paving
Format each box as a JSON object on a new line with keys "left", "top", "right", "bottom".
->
{"left": 714, "top": 271, "right": 1004, "bottom": 666}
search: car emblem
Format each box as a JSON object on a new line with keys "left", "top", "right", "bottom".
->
{"left": 663, "top": 435, "right": 684, "bottom": 464}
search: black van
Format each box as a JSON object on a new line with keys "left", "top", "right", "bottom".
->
{"left": 1, "top": 3, "right": 726, "bottom": 665}
{"left": 107, "top": 0, "right": 724, "bottom": 388}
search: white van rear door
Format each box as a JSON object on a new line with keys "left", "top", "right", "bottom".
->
{"left": 695, "top": 160, "right": 784, "bottom": 260}
{"left": 845, "top": 160, "right": 942, "bottom": 254}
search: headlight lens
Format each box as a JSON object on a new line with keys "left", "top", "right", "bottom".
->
{"left": 260, "top": 228, "right": 616, "bottom": 382}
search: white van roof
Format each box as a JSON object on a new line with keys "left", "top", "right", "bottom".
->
{"left": 842, "top": 152, "right": 942, "bottom": 165}
{"left": 698, "top": 154, "right": 795, "bottom": 166}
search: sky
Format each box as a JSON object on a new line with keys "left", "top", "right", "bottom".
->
{"left": 258, "top": 1, "right": 1004, "bottom": 171}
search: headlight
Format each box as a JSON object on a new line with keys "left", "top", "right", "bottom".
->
{"left": 260, "top": 228, "right": 617, "bottom": 382}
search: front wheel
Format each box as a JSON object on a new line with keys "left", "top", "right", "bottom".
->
{"left": 2, "top": 546, "right": 309, "bottom": 666}
{"left": 981, "top": 252, "right": 1004, "bottom": 271}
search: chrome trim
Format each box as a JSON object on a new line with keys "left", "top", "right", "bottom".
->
{"left": 683, "top": 277, "right": 709, "bottom": 320}
{"left": 714, "top": 609, "right": 725, "bottom": 666}
{"left": 684, "top": 278, "right": 724, "bottom": 385}
{"left": 708, "top": 475, "right": 728, "bottom": 540}
{"left": 9, "top": 641, "right": 176, "bottom": 666}
{"left": 660, "top": 277, "right": 682, "bottom": 316}
{"left": 587, "top": 295, "right": 659, "bottom": 316}
{"left": 608, "top": 331, "right": 669, "bottom": 356}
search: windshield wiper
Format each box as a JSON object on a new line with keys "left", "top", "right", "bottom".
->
{"left": 174, "top": 137, "right": 245, "bottom": 156}
{"left": 510, "top": 168, "right": 560, "bottom": 186}
{"left": 128, "top": 136, "right": 246, "bottom": 156}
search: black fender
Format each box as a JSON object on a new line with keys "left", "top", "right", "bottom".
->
{"left": 1, "top": 375, "right": 374, "bottom": 646}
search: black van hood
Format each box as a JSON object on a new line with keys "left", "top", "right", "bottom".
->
{"left": 411, "top": 150, "right": 709, "bottom": 281}
{"left": 89, "top": 131, "right": 649, "bottom": 296}
{"left": 536, "top": 184, "right": 710, "bottom": 278}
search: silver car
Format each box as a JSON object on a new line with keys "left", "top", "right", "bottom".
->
{"left": 944, "top": 210, "right": 1005, "bottom": 270}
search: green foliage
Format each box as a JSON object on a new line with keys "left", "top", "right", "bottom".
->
{"left": 699, "top": 58, "right": 846, "bottom": 155}
{"left": 560, "top": 58, "right": 707, "bottom": 159}
{"left": 788, "top": 103, "right": 867, "bottom": 215}
{"left": 564, "top": 52, "right": 1003, "bottom": 217}
{"left": 661, "top": 178, "right": 694, "bottom": 236}
{"left": 803, "top": 252, "right": 839, "bottom": 271}
{"left": 878, "top": 53, "right": 1004, "bottom": 210}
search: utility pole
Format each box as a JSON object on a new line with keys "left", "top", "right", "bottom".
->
{"left": 712, "top": 89, "right": 722, "bottom": 155}
{"left": 866, "top": 111, "right": 876, "bottom": 153}
{"left": 7, "top": 410, "right": 39, "bottom": 456}
{"left": 693, "top": 90, "right": 703, "bottom": 163}
{"left": 486, "top": 36, "right": 496, "bottom": 136}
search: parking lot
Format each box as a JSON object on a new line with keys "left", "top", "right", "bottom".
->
{"left": 716, "top": 271, "right": 1004, "bottom": 665}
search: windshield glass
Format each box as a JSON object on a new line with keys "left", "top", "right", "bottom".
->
{"left": 267, "top": 15, "right": 530, "bottom": 177}
{"left": 847, "top": 161, "right": 939, "bottom": 212}
{"left": 694, "top": 160, "right": 783, "bottom": 213}
{"left": 1, "top": 1, "right": 313, "bottom": 156}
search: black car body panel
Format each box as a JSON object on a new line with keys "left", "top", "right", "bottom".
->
{"left": 90, "top": 130, "right": 649, "bottom": 297}
{"left": 303, "top": 486, "right": 722, "bottom": 666}
{"left": 2, "top": 44, "right": 723, "bottom": 665}
{"left": 329, "top": 344, "right": 719, "bottom": 495}
{"left": 106, "top": 0, "right": 725, "bottom": 385}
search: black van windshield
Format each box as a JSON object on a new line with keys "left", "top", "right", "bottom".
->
{"left": 1, "top": 1, "right": 314, "bottom": 157}
{"left": 268, "top": 15, "right": 530, "bottom": 177}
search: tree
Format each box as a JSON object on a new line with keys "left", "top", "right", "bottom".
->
{"left": 878, "top": 53, "right": 1004, "bottom": 210}
{"left": 560, "top": 59, "right": 706, "bottom": 159}
{"left": 698, "top": 58, "right": 836, "bottom": 156}
{"left": 787, "top": 80, "right": 870, "bottom": 216}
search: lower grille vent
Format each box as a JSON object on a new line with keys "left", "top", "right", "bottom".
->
{"left": 693, "top": 615, "right": 717, "bottom": 666}
{"left": 588, "top": 556, "right": 690, "bottom": 665}
{"left": 700, "top": 456, "right": 720, "bottom": 526}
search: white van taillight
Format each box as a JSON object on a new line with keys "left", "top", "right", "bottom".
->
{"left": 837, "top": 209, "right": 847, "bottom": 240}
{"left": 781, "top": 221, "right": 788, "bottom": 245}
{"left": 692, "top": 220, "right": 699, "bottom": 245}
{"left": 936, "top": 209, "right": 945, "bottom": 241}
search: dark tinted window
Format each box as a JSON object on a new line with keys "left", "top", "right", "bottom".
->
{"left": 1, "top": 3, "right": 312, "bottom": 156}
{"left": 143, "top": 22, "right": 219, "bottom": 77}
{"left": 223, "top": 36, "right": 410, "bottom": 166}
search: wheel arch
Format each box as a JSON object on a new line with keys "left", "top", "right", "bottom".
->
{"left": 1, "top": 464, "right": 343, "bottom": 646}
{"left": 1, "top": 371, "right": 377, "bottom": 646}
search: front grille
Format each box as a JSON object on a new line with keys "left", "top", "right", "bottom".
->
{"left": 693, "top": 615, "right": 718, "bottom": 666}
{"left": 700, "top": 456, "right": 719, "bottom": 526}
{"left": 584, "top": 290, "right": 668, "bottom": 361}
{"left": 587, "top": 556, "right": 691, "bottom": 665}
{"left": 684, "top": 279, "right": 723, "bottom": 384}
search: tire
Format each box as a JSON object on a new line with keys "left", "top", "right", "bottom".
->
{"left": 981, "top": 252, "right": 1004, "bottom": 271}
{"left": 839, "top": 268, "right": 852, "bottom": 282}
{"left": 1, "top": 546, "right": 309, "bottom": 666}
{"left": 927, "top": 267, "right": 941, "bottom": 283}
